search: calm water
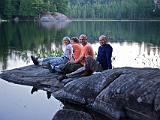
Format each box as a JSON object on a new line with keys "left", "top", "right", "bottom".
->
{"left": 0, "top": 21, "right": 160, "bottom": 120}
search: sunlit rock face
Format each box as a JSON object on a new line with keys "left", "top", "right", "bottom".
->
{"left": 154, "top": 0, "right": 160, "bottom": 7}
{"left": 154, "top": 0, "right": 160, "bottom": 11}
{"left": 53, "top": 12, "right": 69, "bottom": 21}
{"left": 40, "top": 12, "right": 69, "bottom": 22}
{"left": 39, "top": 12, "right": 70, "bottom": 29}
{"left": 40, "top": 14, "right": 56, "bottom": 22}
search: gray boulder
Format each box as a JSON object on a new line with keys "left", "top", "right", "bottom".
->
{"left": 52, "top": 109, "right": 92, "bottom": 120}
{"left": 92, "top": 68, "right": 160, "bottom": 120}
{"left": 40, "top": 14, "right": 56, "bottom": 22}
{"left": 53, "top": 12, "right": 69, "bottom": 21}
{"left": 40, "top": 12, "right": 69, "bottom": 22}
{"left": 0, "top": 65, "right": 60, "bottom": 91}
{"left": 53, "top": 70, "right": 122, "bottom": 105}
{"left": 1, "top": 66, "right": 160, "bottom": 120}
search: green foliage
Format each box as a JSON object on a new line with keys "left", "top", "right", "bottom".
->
{"left": 1, "top": 0, "right": 68, "bottom": 19}
{"left": 33, "top": 49, "right": 63, "bottom": 58}
{"left": 53, "top": 0, "right": 68, "bottom": 14}
{"left": 68, "top": 0, "right": 160, "bottom": 19}
{"left": 0, "top": 21, "right": 160, "bottom": 67}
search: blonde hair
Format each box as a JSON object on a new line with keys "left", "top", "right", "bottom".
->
{"left": 63, "top": 36, "right": 71, "bottom": 43}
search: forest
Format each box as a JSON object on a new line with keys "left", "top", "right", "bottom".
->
{"left": 0, "top": 0, "right": 68, "bottom": 19}
{"left": 0, "top": 0, "right": 160, "bottom": 19}
{"left": 68, "top": 0, "right": 160, "bottom": 19}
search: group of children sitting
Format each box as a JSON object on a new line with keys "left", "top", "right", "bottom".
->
{"left": 31, "top": 34, "right": 113, "bottom": 81}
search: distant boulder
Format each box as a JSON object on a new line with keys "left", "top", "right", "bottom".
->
{"left": 154, "top": 0, "right": 160, "bottom": 8}
{"left": 53, "top": 12, "right": 69, "bottom": 21}
{"left": 14, "top": 17, "right": 19, "bottom": 22}
{"left": 153, "top": 0, "right": 160, "bottom": 12}
{"left": 40, "top": 12, "right": 69, "bottom": 22}
{"left": 40, "top": 14, "right": 56, "bottom": 22}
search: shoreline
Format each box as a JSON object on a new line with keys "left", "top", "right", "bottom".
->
{"left": 70, "top": 19, "right": 160, "bottom": 22}
{"left": 1, "top": 19, "right": 160, "bottom": 22}
{"left": 0, "top": 19, "right": 8, "bottom": 22}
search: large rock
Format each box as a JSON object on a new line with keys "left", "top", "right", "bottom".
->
{"left": 39, "top": 12, "right": 70, "bottom": 29}
{"left": 40, "top": 14, "right": 56, "bottom": 22}
{"left": 154, "top": 0, "right": 160, "bottom": 8}
{"left": 92, "top": 68, "right": 160, "bottom": 120}
{"left": 1, "top": 66, "right": 160, "bottom": 120}
{"left": 53, "top": 12, "right": 69, "bottom": 21}
{"left": 40, "top": 12, "right": 69, "bottom": 22}
{"left": 53, "top": 70, "right": 122, "bottom": 105}
{"left": 53, "top": 67, "right": 160, "bottom": 120}
{"left": 0, "top": 65, "right": 61, "bottom": 91}
{"left": 52, "top": 109, "right": 93, "bottom": 120}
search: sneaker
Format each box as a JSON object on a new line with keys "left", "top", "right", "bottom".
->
{"left": 48, "top": 63, "right": 56, "bottom": 73}
{"left": 80, "top": 70, "right": 93, "bottom": 76}
{"left": 46, "top": 91, "right": 51, "bottom": 99}
{"left": 31, "top": 56, "right": 39, "bottom": 65}
{"left": 57, "top": 75, "right": 68, "bottom": 82}
{"left": 31, "top": 87, "right": 38, "bottom": 94}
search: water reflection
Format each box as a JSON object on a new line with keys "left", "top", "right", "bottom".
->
{"left": 40, "top": 21, "right": 71, "bottom": 30}
{"left": 93, "top": 42, "right": 160, "bottom": 68}
{"left": 0, "top": 21, "right": 160, "bottom": 69}
{"left": 0, "top": 21, "right": 160, "bottom": 120}
{"left": 0, "top": 79, "right": 62, "bottom": 120}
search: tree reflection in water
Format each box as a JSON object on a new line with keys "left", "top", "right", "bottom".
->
{"left": 0, "top": 21, "right": 160, "bottom": 70}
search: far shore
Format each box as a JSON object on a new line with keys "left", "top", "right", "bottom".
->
{"left": 1, "top": 18, "right": 160, "bottom": 23}
{"left": 0, "top": 19, "right": 8, "bottom": 22}
{"left": 71, "top": 19, "right": 160, "bottom": 22}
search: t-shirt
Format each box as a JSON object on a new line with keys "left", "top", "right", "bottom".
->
{"left": 63, "top": 44, "right": 73, "bottom": 60}
{"left": 72, "top": 43, "right": 82, "bottom": 61}
{"left": 80, "top": 43, "right": 94, "bottom": 65}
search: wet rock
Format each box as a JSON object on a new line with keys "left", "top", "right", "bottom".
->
{"left": 52, "top": 109, "right": 93, "bottom": 120}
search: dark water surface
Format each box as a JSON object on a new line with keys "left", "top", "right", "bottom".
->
{"left": 0, "top": 21, "right": 160, "bottom": 120}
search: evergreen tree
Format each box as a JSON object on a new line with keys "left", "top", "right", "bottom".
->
{"left": 68, "top": 0, "right": 159, "bottom": 19}
{"left": 1, "top": 0, "right": 68, "bottom": 19}
{"left": 53, "top": 0, "right": 68, "bottom": 14}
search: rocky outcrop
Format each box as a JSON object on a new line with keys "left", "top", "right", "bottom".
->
{"left": 40, "top": 12, "right": 69, "bottom": 22}
{"left": 53, "top": 12, "right": 69, "bottom": 21}
{"left": 154, "top": 0, "right": 160, "bottom": 8}
{"left": 52, "top": 109, "right": 93, "bottom": 120}
{"left": 39, "top": 12, "right": 71, "bottom": 29}
{"left": 0, "top": 65, "right": 61, "bottom": 92}
{"left": 1, "top": 66, "right": 160, "bottom": 120}
{"left": 40, "top": 14, "right": 56, "bottom": 22}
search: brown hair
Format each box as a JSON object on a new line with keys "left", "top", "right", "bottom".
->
{"left": 71, "top": 37, "right": 80, "bottom": 43}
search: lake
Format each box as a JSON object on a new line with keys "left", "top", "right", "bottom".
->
{"left": 0, "top": 20, "right": 160, "bottom": 120}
